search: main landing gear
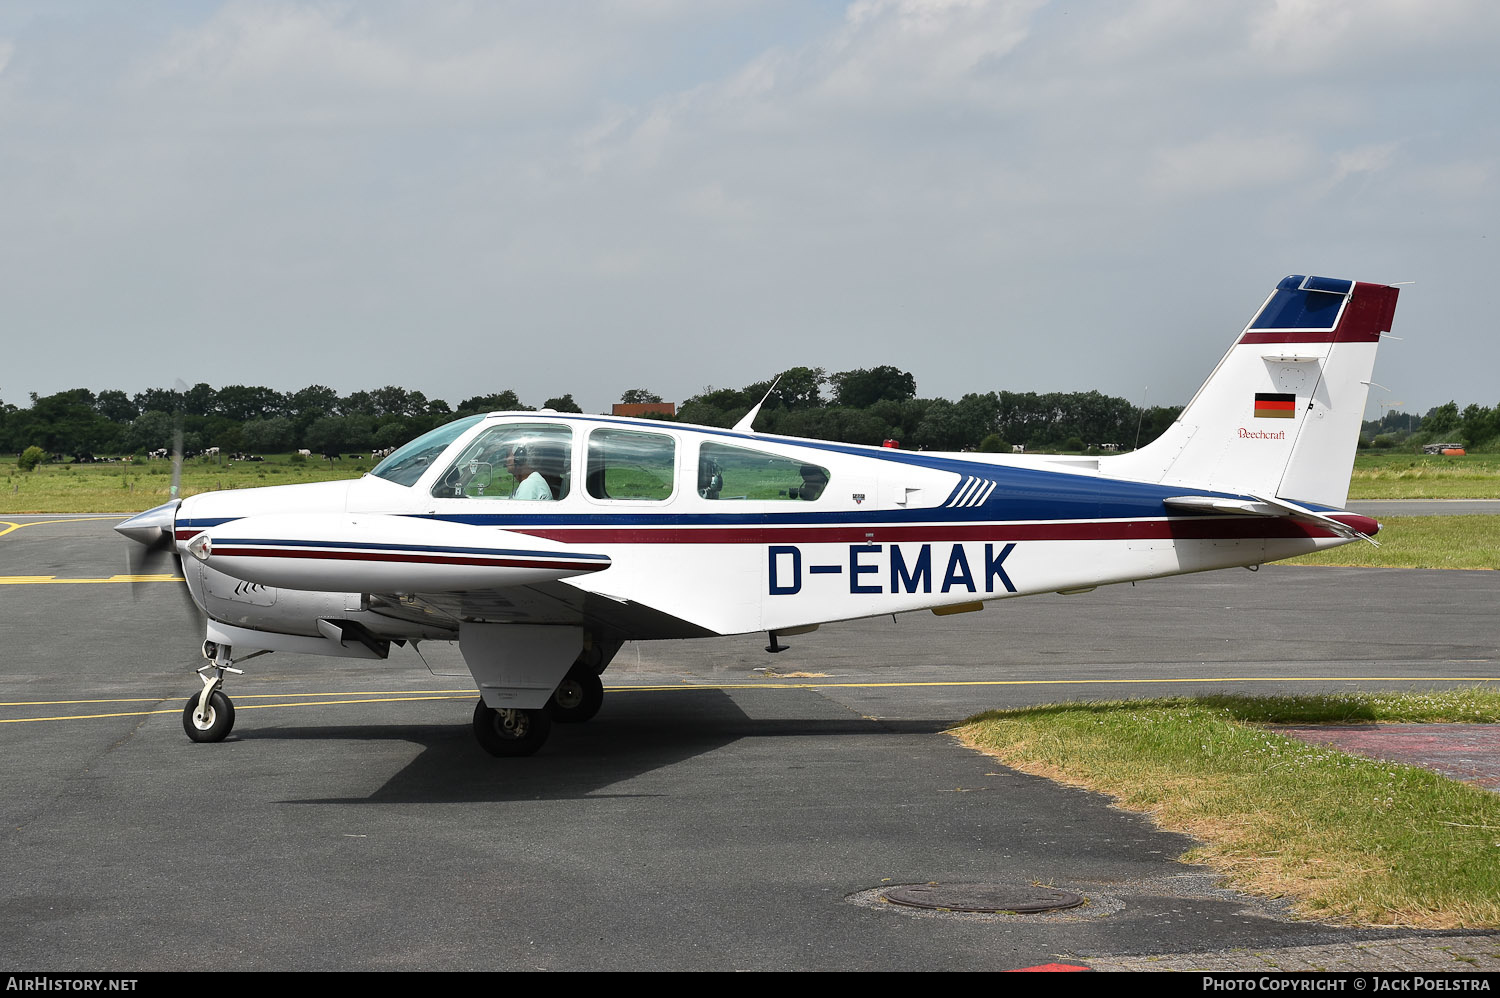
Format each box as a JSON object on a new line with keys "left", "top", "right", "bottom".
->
{"left": 547, "top": 664, "right": 604, "bottom": 724}
{"left": 472, "top": 702, "right": 553, "bottom": 757}
{"left": 182, "top": 641, "right": 244, "bottom": 743}
{"left": 470, "top": 645, "right": 614, "bottom": 757}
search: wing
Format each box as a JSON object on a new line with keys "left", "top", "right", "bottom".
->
{"left": 188, "top": 513, "right": 717, "bottom": 640}
{"left": 365, "top": 582, "right": 718, "bottom": 640}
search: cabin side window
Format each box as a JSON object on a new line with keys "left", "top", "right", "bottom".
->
{"left": 586, "top": 428, "right": 676, "bottom": 501}
{"left": 698, "top": 442, "right": 830, "bottom": 501}
{"left": 431, "top": 423, "right": 572, "bottom": 500}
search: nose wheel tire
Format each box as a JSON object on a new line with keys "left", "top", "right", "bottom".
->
{"left": 473, "top": 701, "right": 552, "bottom": 757}
{"left": 548, "top": 667, "right": 604, "bottom": 724}
{"left": 182, "top": 690, "right": 235, "bottom": 743}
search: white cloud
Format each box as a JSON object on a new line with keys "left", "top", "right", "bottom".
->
{"left": 1, "top": 0, "right": 1498, "bottom": 414}
{"left": 1149, "top": 132, "right": 1317, "bottom": 197}
{"left": 1330, "top": 142, "right": 1397, "bottom": 185}
{"left": 130, "top": 2, "right": 604, "bottom": 124}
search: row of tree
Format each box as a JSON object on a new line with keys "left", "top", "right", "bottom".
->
{"left": 2, "top": 367, "right": 1185, "bottom": 460}
{"left": 670, "top": 366, "right": 1185, "bottom": 452}
{"left": 0, "top": 385, "right": 580, "bottom": 461}
{"left": 17, "top": 369, "right": 1488, "bottom": 461}
{"left": 1360, "top": 401, "right": 1500, "bottom": 450}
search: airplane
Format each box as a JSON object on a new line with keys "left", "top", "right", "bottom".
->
{"left": 117, "top": 274, "right": 1399, "bottom": 757}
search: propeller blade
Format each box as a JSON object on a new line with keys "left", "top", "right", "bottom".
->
{"left": 117, "top": 500, "right": 183, "bottom": 603}
{"left": 170, "top": 378, "right": 187, "bottom": 500}
{"left": 168, "top": 549, "right": 200, "bottom": 623}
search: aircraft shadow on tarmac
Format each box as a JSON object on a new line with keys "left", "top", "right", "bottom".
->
{"left": 244, "top": 687, "right": 953, "bottom": 805}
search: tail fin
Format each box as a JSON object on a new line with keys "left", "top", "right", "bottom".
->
{"left": 1104, "top": 275, "right": 1399, "bottom": 508}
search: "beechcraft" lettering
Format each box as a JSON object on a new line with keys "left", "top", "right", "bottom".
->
{"left": 768, "top": 543, "right": 1017, "bottom": 596}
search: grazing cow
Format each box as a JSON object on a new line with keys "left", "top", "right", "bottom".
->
{"left": 297, "top": 449, "right": 311, "bottom": 458}
{"left": 148, "top": 449, "right": 168, "bottom": 459}
{"left": 322, "top": 450, "right": 340, "bottom": 462}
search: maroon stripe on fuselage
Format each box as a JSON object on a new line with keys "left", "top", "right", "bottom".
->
{"left": 511, "top": 518, "right": 1341, "bottom": 545}
{"left": 209, "top": 547, "right": 607, "bottom": 572}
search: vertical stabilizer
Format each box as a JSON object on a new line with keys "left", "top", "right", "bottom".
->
{"left": 1103, "top": 276, "right": 1399, "bottom": 508}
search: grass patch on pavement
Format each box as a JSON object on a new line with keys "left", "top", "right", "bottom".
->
{"left": 1280, "top": 515, "right": 1500, "bottom": 570}
{"left": 953, "top": 691, "right": 1500, "bottom": 928}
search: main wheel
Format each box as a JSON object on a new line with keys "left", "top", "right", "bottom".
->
{"left": 182, "top": 690, "right": 235, "bottom": 743}
{"left": 472, "top": 701, "right": 552, "bottom": 757}
{"left": 548, "top": 666, "right": 604, "bottom": 724}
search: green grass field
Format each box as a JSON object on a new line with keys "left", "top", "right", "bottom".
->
{"left": 1283, "top": 515, "right": 1500, "bottom": 570}
{"left": 1347, "top": 451, "right": 1500, "bottom": 500}
{"left": 1, "top": 454, "right": 369, "bottom": 514}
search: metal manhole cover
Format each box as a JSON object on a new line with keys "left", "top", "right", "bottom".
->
{"left": 881, "top": 883, "right": 1085, "bottom": 914}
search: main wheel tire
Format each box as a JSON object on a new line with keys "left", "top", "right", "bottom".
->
{"left": 182, "top": 690, "right": 235, "bottom": 743}
{"left": 472, "top": 701, "right": 552, "bottom": 757}
{"left": 548, "top": 667, "right": 603, "bottom": 724}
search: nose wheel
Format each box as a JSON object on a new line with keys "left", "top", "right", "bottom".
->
{"left": 181, "top": 641, "right": 246, "bottom": 744}
{"left": 183, "top": 689, "right": 235, "bottom": 742}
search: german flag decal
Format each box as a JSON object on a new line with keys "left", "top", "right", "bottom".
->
{"left": 1254, "top": 392, "right": 1297, "bottom": 418}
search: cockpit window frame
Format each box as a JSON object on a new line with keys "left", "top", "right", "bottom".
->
{"left": 584, "top": 426, "right": 678, "bottom": 504}
{"left": 697, "top": 441, "right": 831, "bottom": 502}
{"left": 430, "top": 422, "right": 574, "bottom": 501}
{"left": 369, "top": 415, "right": 486, "bottom": 488}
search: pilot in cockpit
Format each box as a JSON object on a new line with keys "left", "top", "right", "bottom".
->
{"left": 503, "top": 443, "right": 553, "bottom": 500}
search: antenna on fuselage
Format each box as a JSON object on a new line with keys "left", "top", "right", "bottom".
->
{"left": 732, "top": 375, "right": 782, "bottom": 434}
{"left": 1132, "top": 385, "right": 1148, "bottom": 451}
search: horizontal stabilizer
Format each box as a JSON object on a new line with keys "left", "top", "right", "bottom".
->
{"left": 1162, "top": 495, "right": 1282, "bottom": 517}
{"left": 1163, "top": 494, "right": 1380, "bottom": 546}
{"left": 186, "top": 513, "right": 612, "bottom": 592}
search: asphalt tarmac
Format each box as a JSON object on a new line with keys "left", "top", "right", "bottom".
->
{"left": 2, "top": 515, "right": 1498, "bottom": 972}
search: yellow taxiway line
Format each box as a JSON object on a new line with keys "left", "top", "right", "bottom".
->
{"left": 2, "top": 676, "right": 1496, "bottom": 726}
{"left": 0, "top": 575, "right": 183, "bottom": 584}
{"left": 0, "top": 516, "right": 126, "bottom": 538}
{"left": 0, "top": 519, "right": 172, "bottom": 584}
{"left": 3, "top": 695, "right": 477, "bottom": 724}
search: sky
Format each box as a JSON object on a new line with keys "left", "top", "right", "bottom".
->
{"left": 2, "top": 0, "right": 1496, "bottom": 419}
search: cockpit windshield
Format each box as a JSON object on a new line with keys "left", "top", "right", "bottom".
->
{"left": 370, "top": 415, "right": 484, "bottom": 487}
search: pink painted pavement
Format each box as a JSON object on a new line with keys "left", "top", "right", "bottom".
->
{"left": 1276, "top": 724, "right": 1500, "bottom": 789}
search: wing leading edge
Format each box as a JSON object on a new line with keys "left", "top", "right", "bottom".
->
{"left": 187, "top": 513, "right": 611, "bottom": 592}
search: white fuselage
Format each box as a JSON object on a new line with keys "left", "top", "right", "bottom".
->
{"left": 171, "top": 413, "right": 1361, "bottom": 652}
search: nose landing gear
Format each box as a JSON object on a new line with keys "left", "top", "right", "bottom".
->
{"left": 181, "top": 640, "right": 246, "bottom": 743}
